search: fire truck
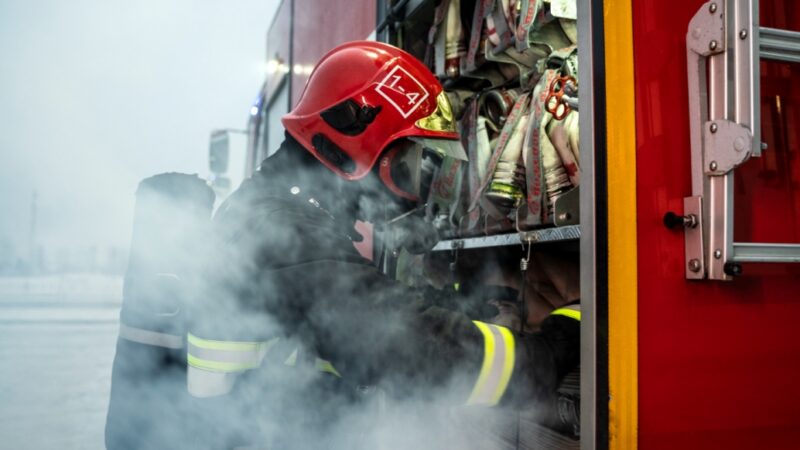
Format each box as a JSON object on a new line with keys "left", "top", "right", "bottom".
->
{"left": 238, "top": 0, "right": 800, "bottom": 448}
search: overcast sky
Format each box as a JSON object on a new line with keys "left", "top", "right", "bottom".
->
{"left": 0, "top": 0, "right": 279, "bottom": 262}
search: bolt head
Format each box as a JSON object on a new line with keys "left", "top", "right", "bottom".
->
{"left": 709, "top": 40, "right": 718, "bottom": 51}
{"left": 710, "top": 122, "right": 718, "bottom": 133}
{"left": 689, "top": 259, "right": 702, "bottom": 272}
{"left": 686, "top": 214, "right": 698, "bottom": 228}
{"left": 709, "top": 3, "right": 717, "bottom": 13}
{"left": 714, "top": 249, "right": 722, "bottom": 259}
{"left": 739, "top": 29, "right": 748, "bottom": 39}
{"left": 710, "top": 161, "right": 718, "bottom": 171}
{"left": 761, "top": 142, "right": 769, "bottom": 151}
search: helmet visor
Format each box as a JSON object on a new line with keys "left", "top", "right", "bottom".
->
{"left": 381, "top": 140, "right": 444, "bottom": 202}
{"left": 408, "top": 136, "right": 468, "bottom": 161}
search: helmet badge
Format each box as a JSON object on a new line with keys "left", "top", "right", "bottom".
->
{"left": 374, "top": 65, "right": 430, "bottom": 119}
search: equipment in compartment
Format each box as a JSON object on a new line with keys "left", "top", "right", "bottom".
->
{"left": 401, "top": 0, "right": 580, "bottom": 238}
{"left": 389, "top": 3, "right": 583, "bottom": 449}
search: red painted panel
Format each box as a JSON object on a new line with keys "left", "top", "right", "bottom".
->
{"left": 290, "top": 0, "right": 376, "bottom": 106}
{"left": 633, "top": 1, "right": 800, "bottom": 449}
{"left": 761, "top": 1, "right": 800, "bottom": 32}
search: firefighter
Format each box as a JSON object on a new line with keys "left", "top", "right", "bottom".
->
{"left": 185, "top": 41, "right": 580, "bottom": 449}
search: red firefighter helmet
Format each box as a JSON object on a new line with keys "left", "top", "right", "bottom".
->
{"left": 282, "top": 41, "right": 465, "bottom": 185}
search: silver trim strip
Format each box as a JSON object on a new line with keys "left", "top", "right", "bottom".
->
{"left": 578, "top": 0, "right": 596, "bottom": 447}
{"left": 118, "top": 323, "right": 183, "bottom": 349}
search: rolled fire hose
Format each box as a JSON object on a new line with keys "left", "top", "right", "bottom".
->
{"left": 563, "top": 110, "right": 579, "bottom": 163}
{"left": 444, "top": 0, "right": 466, "bottom": 78}
{"left": 540, "top": 108, "right": 573, "bottom": 214}
{"left": 486, "top": 112, "right": 530, "bottom": 210}
{"left": 547, "top": 112, "right": 580, "bottom": 187}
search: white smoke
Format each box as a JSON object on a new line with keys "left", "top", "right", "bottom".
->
{"left": 101, "top": 156, "right": 580, "bottom": 449}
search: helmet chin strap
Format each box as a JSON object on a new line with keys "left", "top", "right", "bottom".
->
{"left": 385, "top": 202, "right": 429, "bottom": 225}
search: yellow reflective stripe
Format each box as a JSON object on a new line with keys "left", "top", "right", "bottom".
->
{"left": 315, "top": 358, "right": 342, "bottom": 378}
{"left": 187, "top": 334, "right": 278, "bottom": 373}
{"left": 284, "top": 348, "right": 298, "bottom": 366}
{"left": 187, "top": 333, "right": 268, "bottom": 352}
{"left": 495, "top": 326, "right": 515, "bottom": 403}
{"left": 467, "top": 321, "right": 515, "bottom": 406}
{"left": 468, "top": 321, "right": 495, "bottom": 405}
{"left": 187, "top": 353, "right": 260, "bottom": 373}
{"left": 550, "top": 308, "right": 581, "bottom": 321}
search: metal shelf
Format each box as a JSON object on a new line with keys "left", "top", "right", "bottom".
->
{"left": 431, "top": 225, "right": 581, "bottom": 251}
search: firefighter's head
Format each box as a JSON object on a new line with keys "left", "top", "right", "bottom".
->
{"left": 282, "top": 41, "right": 466, "bottom": 211}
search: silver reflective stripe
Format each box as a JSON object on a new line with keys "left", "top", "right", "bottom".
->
{"left": 118, "top": 323, "right": 183, "bottom": 349}
{"left": 467, "top": 321, "right": 516, "bottom": 406}
{"left": 187, "top": 365, "right": 238, "bottom": 398}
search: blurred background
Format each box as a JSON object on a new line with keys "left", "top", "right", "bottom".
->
{"left": 0, "top": 0, "right": 279, "bottom": 447}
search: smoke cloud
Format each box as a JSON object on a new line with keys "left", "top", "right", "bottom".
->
{"left": 103, "top": 154, "right": 564, "bottom": 449}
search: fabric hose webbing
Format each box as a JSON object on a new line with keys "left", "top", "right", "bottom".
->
{"left": 465, "top": 0, "right": 493, "bottom": 71}
{"left": 424, "top": 0, "right": 451, "bottom": 68}
{"left": 187, "top": 333, "right": 278, "bottom": 373}
{"left": 462, "top": 99, "right": 483, "bottom": 229}
{"left": 489, "top": 0, "right": 515, "bottom": 52}
{"left": 467, "top": 321, "right": 516, "bottom": 406}
{"left": 524, "top": 69, "right": 559, "bottom": 224}
{"left": 515, "top": 0, "right": 542, "bottom": 51}
{"left": 118, "top": 323, "right": 183, "bottom": 349}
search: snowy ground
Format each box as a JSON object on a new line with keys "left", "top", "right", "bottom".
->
{"left": 0, "top": 275, "right": 122, "bottom": 450}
